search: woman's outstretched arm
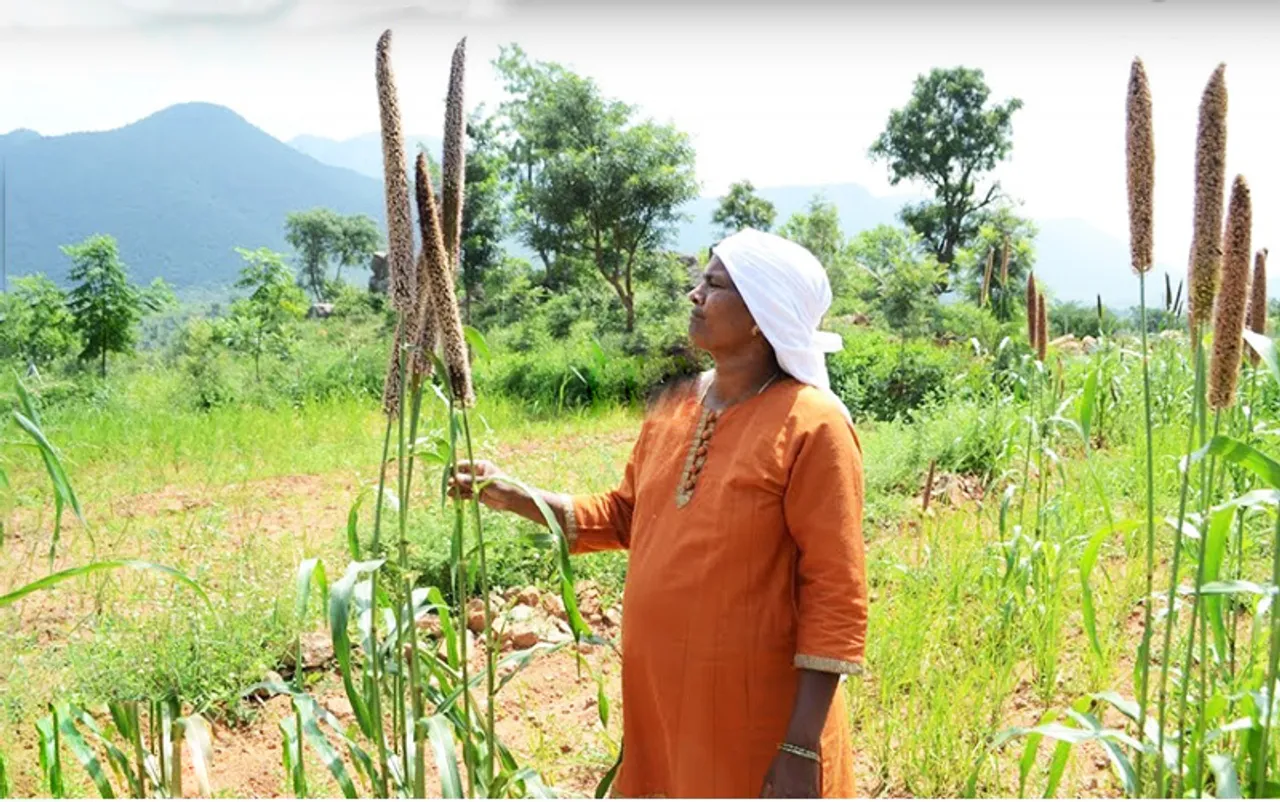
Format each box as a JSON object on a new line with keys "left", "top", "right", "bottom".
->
{"left": 450, "top": 460, "right": 572, "bottom": 533}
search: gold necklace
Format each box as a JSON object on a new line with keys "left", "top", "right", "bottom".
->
{"left": 675, "top": 370, "right": 781, "bottom": 508}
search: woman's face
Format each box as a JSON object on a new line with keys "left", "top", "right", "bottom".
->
{"left": 688, "top": 255, "right": 758, "bottom": 353}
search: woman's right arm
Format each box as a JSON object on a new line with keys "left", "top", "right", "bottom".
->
{"left": 450, "top": 462, "right": 572, "bottom": 534}
{"left": 450, "top": 432, "right": 642, "bottom": 554}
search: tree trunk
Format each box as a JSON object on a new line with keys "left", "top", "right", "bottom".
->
{"left": 100, "top": 348, "right": 107, "bottom": 379}
{"left": 624, "top": 294, "right": 635, "bottom": 333}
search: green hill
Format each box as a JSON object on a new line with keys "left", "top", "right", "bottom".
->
{"left": 0, "top": 103, "right": 387, "bottom": 289}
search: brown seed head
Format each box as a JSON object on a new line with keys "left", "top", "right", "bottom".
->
{"left": 1208, "top": 175, "right": 1251, "bottom": 410}
{"left": 1036, "top": 292, "right": 1048, "bottom": 362}
{"left": 416, "top": 149, "right": 474, "bottom": 406}
{"left": 1248, "top": 248, "right": 1269, "bottom": 363}
{"left": 981, "top": 248, "right": 994, "bottom": 306}
{"left": 411, "top": 153, "right": 440, "bottom": 379}
{"left": 1250, "top": 249, "right": 1269, "bottom": 333}
{"left": 1026, "top": 273, "right": 1038, "bottom": 348}
{"left": 376, "top": 30, "right": 418, "bottom": 416}
{"left": 441, "top": 37, "right": 467, "bottom": 276}
{"left": 1127, "top": 58, "right": 1155, "bottom": 274}
{"left": 1188, "top": 64, "right": 1228, "bottom": 334}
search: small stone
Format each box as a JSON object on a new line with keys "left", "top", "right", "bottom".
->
{"left": 542, "top": 594, "right": 567, "bottom": 620}
{"left": 509, "top": 604, "right": 535, "bottom": 623}
{"left": 324, "top": 695, "right": 354, "bottom": 718}
{"left": 511, "top": 625, "right": 540, "bottom": 650}
{"left": 517, "top": 586, "right": 540, "bottom": 607}
{"left": 603, "top": 607, "right": 622, "bottom": 627}
{"left": 468, "top": 610, "right": 487, "bottom": 633}
{"left": 417, "top": 616, "right": 443, "bottom": 637}
{"left": 560, "top": 744, "right": 573, "bottom": 754}
{"left": 298, "top": 632, "right": 335, "bottom": 670}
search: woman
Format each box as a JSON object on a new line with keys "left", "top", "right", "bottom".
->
{"left": 452, "top": 228, "right": 868, "bottom": 797}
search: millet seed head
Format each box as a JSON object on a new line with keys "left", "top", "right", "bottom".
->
{"left": 416, "top": 147, "right": 474, "bottom": 406}
{"left": 376, "top": 29, "right": 418, "bottom": 416}
{"left": 441, "top": 37, "right": 467, "bottom": 277}
{"left": 1188, "top": 63, "right": 1228, "bottom": 334}
{"left": 1208, "top": 175, "right": 1252, "bottom": 410}
{"left": 1127, "top": 57, "right": 1155, "bottom": 275}
{"left": 1248, "top": 248, "right": 1269, "bottom": 364}
{"left": 1036, "top": 292, "right": 1048, "bottom": 362}
{"left": 1026, "top": 273, "right": 1038, "bottom": 348}
{"left": 981, "top": 248, "right": 994, "bottom": 306}
{"left": 411, "top": 153, "right": 440, "bottom": 379}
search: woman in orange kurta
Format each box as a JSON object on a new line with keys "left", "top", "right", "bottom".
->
{"left": 453, "top": 228, "right": 868, "bottom": 797}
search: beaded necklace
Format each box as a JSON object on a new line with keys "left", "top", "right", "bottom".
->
{"left": 674, "top": 370, "right": 781, "bottom": 508}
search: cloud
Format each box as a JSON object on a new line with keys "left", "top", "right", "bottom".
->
{"left": 0, "top": 0, "right": 504, "bottom": 32}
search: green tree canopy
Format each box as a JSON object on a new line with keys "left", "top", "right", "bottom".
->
{"left": 712, "top": 180, "right": 777, "bottom": 237}
{"left": 777, "top": 195, "right": 853, "bottom": 298}
{"left": 0, "top": 274, "right": 78, "bottom": 368}
{"left": 221, "top": 247, "right": 307, "bottom": 379}
{"left": 284, "top": 209, "right": 382, "bottom": 303}
{"left": 64, "top": 234, "right": 170, "bottom": 377}
{"left": 493, "top": 44, "right": 699, "bottom": 332}
{"left": 460, "top": 111, "right": 509, "bottom": 324}
{"left": 848, "top": 225, "right": 945, "bottom": 339}
{"left": 869, "top": 66, "right": 1023, "bottom": 279}
{"left": 952, "top": 203, "right": 1039, "bottom": 322}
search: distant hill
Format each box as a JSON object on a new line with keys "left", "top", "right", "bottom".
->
{"left": 1, "top": 103, "right": 387, "bottom": 289}
{"left": 289, "top": 133, "right": 443, "bottom": 182}
{"left": 291, "top": 133, "right": 1162, "bottom": 307}
{"left": 0, "top": 104, "right": 1164, "bottom": 306}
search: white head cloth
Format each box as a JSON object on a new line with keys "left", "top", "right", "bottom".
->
{"left": 711, "top": 228, "right": 852, "bottom": 423}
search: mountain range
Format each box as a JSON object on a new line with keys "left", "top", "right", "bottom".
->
{"left": 0, "top": 103, "right": 1165, "bottom": 307}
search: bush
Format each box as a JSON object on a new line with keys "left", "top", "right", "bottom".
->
{"left": 931, "top": 301, "right": 1012, "bottom": 353}
{"left": 827, "top": 327, "right": 986, "bottom": 422}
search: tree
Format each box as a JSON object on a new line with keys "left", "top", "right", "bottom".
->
{"left": 869, "top": 67, "right": 1023, "bottom": 281}
{"left": 952, "top": 203, "right": 1039, "bottom": 322}
{"left": 460, "top": 111, "right": 509, "bottom": 324}
{"left": 493, "top": 45, "right": 699, "bottom": 331}
{"left": 284, "top": 209, "right": 382, "bottom": 303}
{"left": 63, "top": 235, "right": 170, "bottom": 377}
{"left": 332, "top": 215, "right": 381, "bottom": 285}
{"left": 712, "top": 180, "right": 777, "bottom": 236}
{"left": 0, "top": 274, "right": 78, "bottom": 368}
{"left": 221, "top": 247, "right": 307, "bottom": 379}
{"left": 848, "top": 225, "right": 945, "bottom": 339}
{"left": 777, "top": 195, "right": 853, "bottom": 298}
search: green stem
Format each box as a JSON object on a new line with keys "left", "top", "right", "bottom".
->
{"left": 1254, "top": 506, "right": 1280, "bottom": 797}
{"left": 1019, "top": 365, "right": 1039, "bottom": 529}
{"left": 400, "top": 379, "right": 427, "bottom": 798}
{"left": 448, "top": 395, "right": 475, "bottom": 797}
{"left": 1175, "top": 402, "right": 1220, "bottom": 798}
{"left": 1230, "top": 368, "right": 1258, "bottom": 682}
{"left": 1156, "top": 338, "right": 1205, "bottom": 798}
{"left": 461, "top": 409, "right": 497, "bottom": 785}
{"left": 1136, "top": 272, "right": 1157, "bottom": 797}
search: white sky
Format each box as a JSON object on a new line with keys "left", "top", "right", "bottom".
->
{"left": 2, "top": 0, "right": 1278, "bottom": 270}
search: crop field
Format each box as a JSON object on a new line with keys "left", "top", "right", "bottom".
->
{"left": 2, "top": 15, "right": 1278, "bottom": 802}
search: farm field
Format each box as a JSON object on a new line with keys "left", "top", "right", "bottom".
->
{"left": 3, "top": 7, "right": 1280, "bottom": 799}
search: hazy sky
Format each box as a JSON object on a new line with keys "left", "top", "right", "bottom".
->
{"left": 2, "top": 0, "right": 1277, "bottom": 272}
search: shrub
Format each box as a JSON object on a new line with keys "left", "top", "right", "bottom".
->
{"left": 827, "top": 327, "right": 985, "bottom": 422}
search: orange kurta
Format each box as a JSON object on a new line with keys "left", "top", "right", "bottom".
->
{"left": 566, "top": 378, "right": 868, "bottom": 798}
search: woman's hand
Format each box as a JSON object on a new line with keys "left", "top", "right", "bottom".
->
{"left": 760, "top": 751, "right": 819, "bottom": 798}
{"left": 448, "top": 459, "right": 523, "bottom": 512}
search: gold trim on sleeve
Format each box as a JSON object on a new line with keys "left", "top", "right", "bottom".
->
{"left": 559, "top": 493, "right": 579, "bottom": 547}
{"left": 795, "top": 654, "right": 865, "bottom": 676}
